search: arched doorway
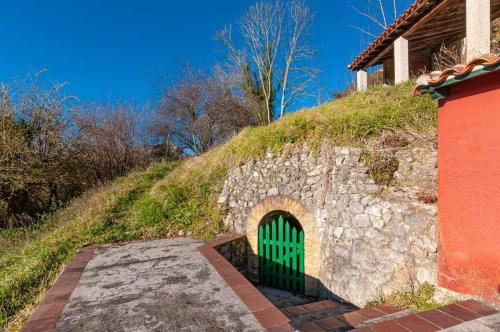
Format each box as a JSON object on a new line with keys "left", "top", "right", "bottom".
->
{"left": 258, "top": 211, "right": 305, "bottom": 293}
{"left": 246, "top": 196, "right": 320, "bottom": 296}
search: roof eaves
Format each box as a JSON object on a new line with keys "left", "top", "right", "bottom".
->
{"left": 348, "top": 0, "right": 441, "bottom": 71}
{"left": 413, "top": 54, "right": 500, "bottom": 99}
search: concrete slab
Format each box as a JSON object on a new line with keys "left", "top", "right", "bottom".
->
{"left": 55, "top": 238, "right": 264, "bottom": 332}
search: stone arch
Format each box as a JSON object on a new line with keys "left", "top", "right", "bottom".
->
{"left": 246, "top": 196, "right": 320, "bottom": 296}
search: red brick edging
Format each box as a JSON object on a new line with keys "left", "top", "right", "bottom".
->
{"left": 21, "top": 245, "right": 98, "bottom": 332}
{"left": 352, "top": 300, "right": 498, "bottom": 332}
{"left": 198, "top": 234, "right": 295, "bottom": 332}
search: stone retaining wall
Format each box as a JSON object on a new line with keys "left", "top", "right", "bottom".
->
{"left": 217, "top": 140, "right": 438, "bottom": 306}
{"left": 215, "top": 236, "right": 248, "bottom": 276}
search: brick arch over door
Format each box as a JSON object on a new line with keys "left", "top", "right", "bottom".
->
{"left": 246, "top": 196, "right": 320, "bottom": 296}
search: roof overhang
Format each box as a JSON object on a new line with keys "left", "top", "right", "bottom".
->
{"left": 349, "top": 0, "right": 500, "bottom": 71}
{"left": 413, "top": 54, "right": 500, "bottom": 99}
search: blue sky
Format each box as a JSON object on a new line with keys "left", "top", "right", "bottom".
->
{"left": 1, "top": 0, "right": 412, "bottom": 110}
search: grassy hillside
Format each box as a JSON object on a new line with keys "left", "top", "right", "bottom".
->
{"left": 0, "top": 81, "right": 437, "bottom": 331}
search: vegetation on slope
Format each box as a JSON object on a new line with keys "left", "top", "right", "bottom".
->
{"left": 0, "top": 81, "right": 437, "bottom": 330}
{"left": 0, "top": 162, "right": 178, "bottom": 330}
{"left": 150, "top": 80, "right": 437, "bottom": 234}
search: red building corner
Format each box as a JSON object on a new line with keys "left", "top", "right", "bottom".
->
{"left": 415, "top": 55, "right": 500, "bottom": 304}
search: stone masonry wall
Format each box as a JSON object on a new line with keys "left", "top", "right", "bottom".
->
{"left": 216, "top": 236, "right": 248, "bottom": 276}
{"left": 217, "top": 139, "right": 438, "bottom": 306}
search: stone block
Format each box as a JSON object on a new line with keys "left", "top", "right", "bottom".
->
{"left": 352, "top": 214, "right": 371, "bottom": 228}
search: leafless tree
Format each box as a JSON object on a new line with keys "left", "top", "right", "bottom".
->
{"left": 0, "top": 72, "right": 175, "bottom": 228}
{"left": 217, "top": 0, "right": 318, "bottom": 122}
{"left": 0, "top": 72, "right": 75, "bottom": 226}
{"left": 216, "top": 28, "right": 269, "bottom": 125}
{"left": 241, "top": 0, "right": 283, "bottom": 123}
{"left": 280, "top": 1, "right": 319, "bottom": 117}
{"left": 152, "top": 68, "right": 253, "bottom": 155}
{"left": 72, "top": 102, "right": 151, "bottom": 182}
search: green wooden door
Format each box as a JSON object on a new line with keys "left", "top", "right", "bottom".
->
{"left": 258, "top": 214, "right": 304, "bottom": 293}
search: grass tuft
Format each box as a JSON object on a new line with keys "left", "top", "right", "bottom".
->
{"left": 362, "top": 151, "right": 400, "bottom": 186}
{"left": 369, "top": 283, "right": 448, "bottom": 311}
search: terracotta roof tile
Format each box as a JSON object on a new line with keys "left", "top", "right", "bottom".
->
{"left": 348, "top": 0, "right": 442, "bottom": 70}
{"left": 413, "top": 54, "right": 500, "bottom": 96}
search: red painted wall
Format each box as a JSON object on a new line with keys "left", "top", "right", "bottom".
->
{"left": 438, "top": 71, "right": 500, "bottom": 304}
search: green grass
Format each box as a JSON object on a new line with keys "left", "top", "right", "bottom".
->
{"left": 220, "top": 81, "right": 436, "bottom": 161}
{"left": 0, "top": 81, "right": 437, "bottom": 331}
{"left": 368, "top": 283, "right": 453, "bottom": 311}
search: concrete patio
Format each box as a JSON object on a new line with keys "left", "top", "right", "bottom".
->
{"left": 23, "top": 238, "right": 264, "bottom": 332}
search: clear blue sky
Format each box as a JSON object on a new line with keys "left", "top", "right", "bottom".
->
{"left": 1, "top": 0, "right": 412, "bottom": 110}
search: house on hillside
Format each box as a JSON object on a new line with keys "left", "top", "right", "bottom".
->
{"left": 349, "top": 0, "right": 500, "bottom": 91}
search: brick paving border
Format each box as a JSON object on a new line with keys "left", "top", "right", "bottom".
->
{"left": 351, "top": 299, "right": 499, "bottom": 332}
{"left": 198, "top": 235, "right": 499, "bottom": 332}
{"left": 198, "top": 234, "right": 295, "bottom": 332}
{"left": 21, "top": 245, "right": 98, "bottom": 332}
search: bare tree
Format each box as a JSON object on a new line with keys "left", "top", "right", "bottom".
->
{"left": 216, "top": 28, "right": 269, "bottom": 125}
{"left": 152, "top": 68, "right": 253, "bottom": 155}
{"left": 0, "top": 72, "right": 74, "bottom": 226}
{"left": 280, "top": 0, "right": 318, "bottom": 117}
{"left": 0, "top": 71, "right": 172, "bottom": 227}
{"left": 241, "top": 0, "right": 283, "bottom": 123}
{"left": 217, "top": 0, "right": 318, "bottom": 122}
{"left": 72, "top": 102, "right": 151, "bottom": 182}
{"left": 347, "top": 0, "right": 410, "bottom": 38}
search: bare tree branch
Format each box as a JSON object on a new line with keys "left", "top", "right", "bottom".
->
{"left": 153, "top": 68, "right": 253, "bottom": 154}
{"left": 240, "top": 0, "right": 284, "bottom": 123}
{"left": 346, "top": 1, "right": 406, "bottom": 38}
{"left": 217, "top": 0, "right": 318, "bottom": 121}
{"left": 344, "top": 22, "right": 379, "bottom": 38}
{"left": 347, "top": 0, "right": 388, "bottom": 31}
{"left": 279, "top": 0, "right": 316, "bottom": 116}
{"left": 393, "top": 0, "right": 397, "bottom": 22}
{"left": 378, "top": 0, "right": 388, "bottom": 28}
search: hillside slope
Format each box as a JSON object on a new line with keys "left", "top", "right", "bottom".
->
{"left": 0, "top": 81, "right": 437, "bottom": 331}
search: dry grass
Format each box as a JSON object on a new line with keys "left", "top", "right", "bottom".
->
{"left": 362, "top": 152, "right": 400, "bottom": 186}
{"left": 369, "top": 283, "right": 455, "bottom": 312}
{"left": 418, "top": 191, "right": 438, "bottom": 204}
